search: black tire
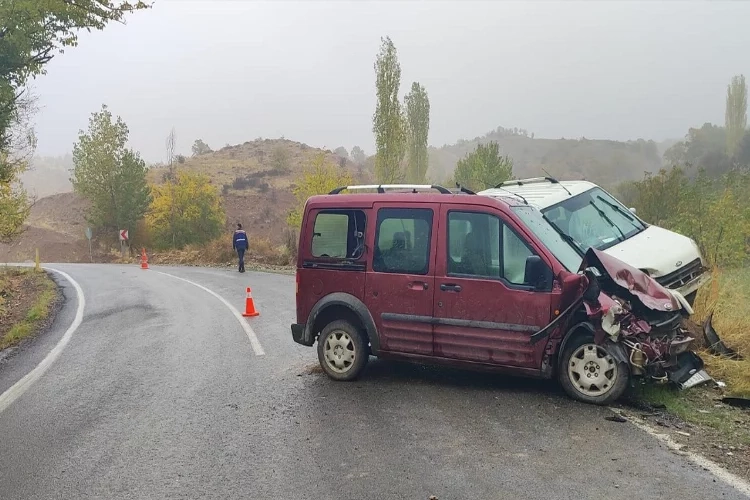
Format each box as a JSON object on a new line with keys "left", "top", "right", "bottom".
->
{"left": 558, "top": 332, "right": 630, "bottom": 405}
{"left": 317, "top": 320, "right": 368, "bottom": 381}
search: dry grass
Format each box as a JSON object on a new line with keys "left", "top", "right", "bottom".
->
{"left": 147, "top": 239, "right": 236, "bottom": 266}
{"left": 692, "top": 267, "right": 750, "bottom": 397}
{"left": 141, "top": 236, "right": 295, "bottom": 268}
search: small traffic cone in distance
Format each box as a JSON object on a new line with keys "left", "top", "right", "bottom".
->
{"left": 242, "top": 287, "right": 260, "bottom": 317}
{"left": 141, "top": 248, "right": 149, "bottom": 270}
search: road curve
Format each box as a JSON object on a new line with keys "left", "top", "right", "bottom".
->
{"left": 0, "top": 263, "right": 747, "bottom": 499}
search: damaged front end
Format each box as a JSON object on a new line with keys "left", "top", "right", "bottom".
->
{"left": 578, "top": 248, "right": 712, "bottom": 390}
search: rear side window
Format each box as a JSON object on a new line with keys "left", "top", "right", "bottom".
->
{"left": 373, "top": 208, "right": 433, "bottom": 275}
{"left": 311, "top": 210, "right": 366, "bottom": 259}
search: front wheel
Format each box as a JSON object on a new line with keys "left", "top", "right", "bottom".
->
{"left": 558, "top": 333, "right": 630, "bottom": 405}
{"left": 317, "top": 320, "right": 368, "bottom": 381}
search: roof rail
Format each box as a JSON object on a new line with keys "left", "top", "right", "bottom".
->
{"left": 455, "top": 183, "right": 476, "bottom": 195}
{"left": 328, "top": 184, "right": 452, "bottom": 195}
{"left": 494, "top": 176, "right": 560, "bottom": 188}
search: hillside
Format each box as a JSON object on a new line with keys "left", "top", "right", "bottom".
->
{"left": 149, "top": 138, "right": 368, "bottom": 191}
{"left": 1, "top": 139, "right": 367, "bottom": 263}
{"left": 3, "top": 132, "right": 679, "bottom": 264}
{"left": 20, "top": 155, "right": 74, "bottom": 199}
{"left": 0, "top": 192, "right": 90, "bottom": 263}
{"left": 428, "top": 127, "right": 665, "bottom": 189}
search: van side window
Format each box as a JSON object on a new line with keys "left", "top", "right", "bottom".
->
{"left": 373, "top": 208, "right": 433, "bottom": 275}
{"left": 446, "top": 210, "right": 539, "bottom": 286}
{"left": 502, "top": 225, "right": 534, "bottom": 285}
{"left": 311, "top": 210, "right": 366, "bottom": 259}
{"left": 447, "top": 211, "right": 501, "bottom": 278}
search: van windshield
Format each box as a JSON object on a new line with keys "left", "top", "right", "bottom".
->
{"left": 511, "top": 206, "right": 582, "bottom": 272}
{"left": 541, "top": 187, "right": 646, "bottom": 252}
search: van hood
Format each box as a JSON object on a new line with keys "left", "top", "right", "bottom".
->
{"left": 581, "top": 247, "right": 682, "bottom": 313}
{"left": 601, "top": 225, "right": 703, "bottom": 279}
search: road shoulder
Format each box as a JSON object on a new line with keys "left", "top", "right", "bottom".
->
{"left": 0, "top": 267, "right": 61, "bottom": 356}
{"left": 0, "top": 268, "right": 76, "bottom": 396}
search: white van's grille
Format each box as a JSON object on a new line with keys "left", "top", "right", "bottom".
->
{"left": 655, "top": 258, "right": 704, "bottom": 290}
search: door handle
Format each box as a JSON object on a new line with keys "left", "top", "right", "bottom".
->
{"left": 440, "top": 283, "right": 462, "bottom": 292}
{"left": 408, "top": 281, "right": 429, "bottom": 290}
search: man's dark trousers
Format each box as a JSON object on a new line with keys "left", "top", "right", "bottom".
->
{"left": 237, "top": 248, "right": 246, "bottom": 272}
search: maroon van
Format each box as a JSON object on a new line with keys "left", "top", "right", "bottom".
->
{"left": 290, "top": 184, "right": 709, "bottom": 404}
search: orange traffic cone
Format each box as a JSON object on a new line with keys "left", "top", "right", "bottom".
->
{"left": 140, "top": 248, "right": 149, "bottom": 270}
{"left": 242, "top": 287, "right": 260, "bottom": 317}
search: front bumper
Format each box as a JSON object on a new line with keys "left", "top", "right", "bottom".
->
{"left": 291, "top": 323, "right": 314, "bottom": 346}
{"left": 672, "top": 270, "right": 712, "bottom": 301}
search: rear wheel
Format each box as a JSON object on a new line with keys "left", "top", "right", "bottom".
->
{"left": 558, "top": 333, "right": 629, "bottom": 405}
{"left": 317, "top": 320, "right": 368, "bottom": 381}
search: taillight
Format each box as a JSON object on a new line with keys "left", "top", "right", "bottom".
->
{"left": 296, "top": 270, "right": 299, "bottom": 295}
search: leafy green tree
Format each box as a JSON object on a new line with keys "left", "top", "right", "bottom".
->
{"left": 334, "top": 146, "right": 348, "bottom": 159}
{"left": 270, "top": 145, "right": 291, "bottom": 173}
{"left": 453, "top": 141, "right": 513, "bottom": 192}
{"left": 0, "top": 0, "right": 149, "bottom": 151}
{"left": 350, "top": 146, "right": 366, "bottom": 165}
{"left": 624, "top": 166, "right": 750, "bottom": 267}
{"left": 664, "top": 123, "right": 731, "bottom": 177}
{"left": 373, "top": 36, "right": 406, "bottom": 183}
{"left": 71, "top": 105, "right": 151, "bottom": 242}
{"left": 287, "top": 152, "right": 353, "bottom": 228}
{"left": 726, "top": 74, "right": 747, "bottom": 157}
{"left": 0, "top": 93, "right": 34, "bottom": 242}
{"left": 147, "top": 171, "right": 225, "bottom": 249}
{"left": 736, "top": 131, "right": 750, "bottom": 167}
{"left": 0, "top": 1, "right": 148, "bottom": 240}
{"left": 404, "top": 82, "right": 430, "bottom": 183}
{"left": 191, "top": 139, "right": 212, "bottom": 156}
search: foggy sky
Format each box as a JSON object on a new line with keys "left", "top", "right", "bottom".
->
{"left": 28, "top": 0, "right": 750, "bottom": 163}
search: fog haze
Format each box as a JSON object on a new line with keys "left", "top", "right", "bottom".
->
{"left": 28, "top": 0, "right": 750, "bottom": 162}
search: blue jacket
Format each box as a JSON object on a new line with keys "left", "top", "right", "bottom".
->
{"left": 233, "top": 229, "right": 248, "bottom": 251}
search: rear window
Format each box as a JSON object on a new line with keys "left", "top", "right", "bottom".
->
{"left": 311, "top": 210, "right": 366, "bottom": 259}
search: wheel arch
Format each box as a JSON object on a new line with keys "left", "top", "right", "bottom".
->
{"left": 305, "top": 293, "right": 380, "bottom": 354}
{"left": 556, "top": 320, "right": 629, "bottom": 371}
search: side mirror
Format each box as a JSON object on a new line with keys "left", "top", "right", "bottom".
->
{"left": 525, "top": 255, "right": 553, "bottom": 291}
{"left": 629, "top": 207, "right": 637, "bottom": 214}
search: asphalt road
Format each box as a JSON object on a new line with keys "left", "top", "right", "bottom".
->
{"left": 0, "top": 263, "right": 747, "bottom": 500}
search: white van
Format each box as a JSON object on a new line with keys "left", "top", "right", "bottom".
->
{"left": 478, "top": 177, "right": 711, "bottom": 306}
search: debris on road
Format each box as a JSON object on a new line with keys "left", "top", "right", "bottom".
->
{"left": 605, "top": 415, "right": 628, "bottom": 423}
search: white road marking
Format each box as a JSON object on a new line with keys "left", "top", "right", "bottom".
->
{"left": 155, "top": 271, "right": 265, "bottom": 356}
{"left": 0, "top": 267, "right": 85, "bottom": 414}
{"left": 609, "top": 407, "right": 750, "bottom": 496}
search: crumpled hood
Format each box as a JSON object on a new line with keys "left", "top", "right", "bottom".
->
{"left": 580, "top": 247, "right": 682, "bottom": 313}
{"left": 601, "top": 225, "right": 703, "bottom": 278}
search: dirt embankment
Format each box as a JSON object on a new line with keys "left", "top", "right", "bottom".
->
{"left": 0, "top": 192, "right": 92, "bottom": 263}
{"left": 0, "top": 268, "right": 60, "bottom": 354}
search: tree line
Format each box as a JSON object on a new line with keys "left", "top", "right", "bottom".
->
{"left": 615, "top": 74, "right": 749, "bottom": 268}
{"left": 70, "top": 106, "right": 227, "bottom": 252}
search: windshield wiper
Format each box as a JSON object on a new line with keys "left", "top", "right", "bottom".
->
{"left": 589, "top": 200, "right": 625, "bottom": 242}
{"left": 595, "top": 195, "right": 643, "bottom": 231}
{"left": 542, "top": 213, "right": 585, "bottom": 253}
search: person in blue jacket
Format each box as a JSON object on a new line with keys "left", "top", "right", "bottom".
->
{"left": 232, "top": 223, "right": 249, "bottom": 273}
